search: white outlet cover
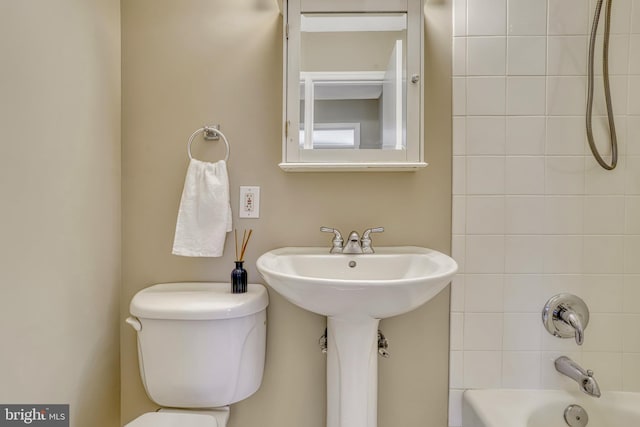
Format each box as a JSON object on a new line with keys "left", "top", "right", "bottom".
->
{"left": 239, "top": 186, "right": 260, "bottom": 218}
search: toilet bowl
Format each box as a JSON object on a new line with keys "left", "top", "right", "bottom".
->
{"left": 125, "top": 282, "right": 268, "bottom": 427}
{"left": 124, "top": 408, "right": 228, "bottom": 427}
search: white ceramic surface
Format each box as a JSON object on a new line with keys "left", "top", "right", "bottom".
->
{"left": 256, "top": 246, "right": 458, "bottom": 319}
{"left": 463, "top": 389, "right": 640, "bottom": 427}
{"left": 128, "top": 283, "right": 268, "bottom": 409}
{"left": 257, "top": 246, "right": 457, "bottom": 427}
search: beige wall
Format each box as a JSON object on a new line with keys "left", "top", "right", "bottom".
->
{"left": 0, "top": 1, "right": 121, "bottom": 426}
{"left": 122, "top": 0, "right": 451, "bottom": 426}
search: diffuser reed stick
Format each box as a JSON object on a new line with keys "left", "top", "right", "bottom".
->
{"left": 234, "top": 228, "right": 253, "bottom": 262}
{"left": 234, "top": 229, "right": 239, "bottom": 261}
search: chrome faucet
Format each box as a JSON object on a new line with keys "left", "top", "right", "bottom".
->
{"left": 320, "top": 227, "right": 343, "bottom": 254}
{"left": 343, "top": 231, "right": 364, "bottom": 254}
{"left": 559, "top": 307, "right": 586, "bottom": 345}
{"left": 542, "top": 294, "right": 590, "bottom": 345}
{"left": 555, "top": 356, "right": 601, "bottom": 398}
{"left": 320, "top": 227, "right": 384, "bottom": 254}
{"left": 361, "top": 227, "right": 384, "bottom": 254}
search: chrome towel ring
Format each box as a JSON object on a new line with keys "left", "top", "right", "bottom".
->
{"left": 187, "top": 125, "right": 230, "bottom": 162}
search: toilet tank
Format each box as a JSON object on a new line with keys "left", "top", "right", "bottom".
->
{"left": 129, "top": 282, "right": 269, "bottom": 408}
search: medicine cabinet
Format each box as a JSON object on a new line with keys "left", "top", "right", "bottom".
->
{"left": 281, "top": 0, "right": 426, "bottom": 172}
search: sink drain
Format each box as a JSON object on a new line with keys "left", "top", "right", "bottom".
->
{"left": 564, "top": 404, "right": 588, "bottom": 427}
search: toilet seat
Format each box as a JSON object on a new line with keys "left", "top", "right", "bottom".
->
{"left": 125, "top": 412, "right": 218, "bottom": 427}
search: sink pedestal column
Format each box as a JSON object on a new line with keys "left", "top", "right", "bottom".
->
{"left": 326, "top": 316, "right": 380, "bottom": 427}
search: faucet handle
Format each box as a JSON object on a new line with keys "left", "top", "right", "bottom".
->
{"left": 560, "top": 309, "right": 585, "bottom": 345}
{"left": 542, "top": 293, "right": 590, "bottom": 346}
{"left": 362, "top": 227, "right": 384, "bottom": 238}
{"left": 320, "top": 227, "right": 343, "bottom": 254}
{"left": 361, "top": 227, "right": 384, "bottom": 254}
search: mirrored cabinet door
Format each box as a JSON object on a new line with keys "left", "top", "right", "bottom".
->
{"left": 282, "top": 0, "right": 426, "bottom": 171}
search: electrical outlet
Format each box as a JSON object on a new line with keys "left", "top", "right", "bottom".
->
{"left": 239, "top": 186, "right": 260, "bottom": 218}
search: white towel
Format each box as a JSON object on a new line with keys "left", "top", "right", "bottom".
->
{"left": 172, "top": 159, "right": 232, "bottom": 257}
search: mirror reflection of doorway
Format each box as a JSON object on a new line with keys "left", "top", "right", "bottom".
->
{"left": 299, "top": 13, "right": 407, "bottom": 151}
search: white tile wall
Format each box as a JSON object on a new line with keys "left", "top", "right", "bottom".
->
{"left": 547, "top": 0, "right": 589, "bottom": 35}
{"left": 630, "top": 77, "right": 640, "bottom": 113}
{"left": 505, "top": 196, "right": 545, "bottom": 234}
{"left": 506, "top": 117, "right": 546, "bottom": 154}
{"left": 467, "top": 0, "right": 506, "bottom": 35}
{"left": 466, "top": 156, "right": 506, "bottom": 194}
{"left": 605, "top": 0, "right": 633, "bottom": 34}
{"left": 467, "top": 37, "right": 506, "bottom": 75}
{"left": 505, "top": 156, "right": 545, "bottom": 194}
{"left": 467, "top": 78, "right": 506, "bottom": 115}
{"left": 508, "top": 0, "right": 547, "bottom": 35}
{"left": 507, "top": 37, "right": 546, "bottom": 75}
{"left": 546, "top": 77, "right": 587, "bottom": 115}
{"left": 630, "top": 35, "right": 640, "bottom": 73}
{"left": 450, "top": 0, "right": 640, "bottom": 425}
{"left": 506, "top": 77, "right": 546, "bottom": 115}
{"left": 547, "top": 36, "right": 588, "bottom": 75}
{"left": 546, "top": 117, "right": 586, "bottom": 154}
{"left": 466, "top": 197, "right": 505, "bottom": 234}
{"left": 466, "top": 117, "right": 506, "bottom": 154}
{"left": 591, "top": 35, "right": 630, "bottom": 76}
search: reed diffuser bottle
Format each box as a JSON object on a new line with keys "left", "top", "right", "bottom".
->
{"left": 232, "top": 229, "right": 252, "bottom": 294}
{"left": 231, "top": 261, "right": 247, "bottom": 293}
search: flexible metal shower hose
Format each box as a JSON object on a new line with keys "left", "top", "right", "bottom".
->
{"left": 586, "top": 0, "right": 618, "bottom": 170}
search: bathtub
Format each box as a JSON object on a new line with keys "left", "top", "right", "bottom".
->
{"left": 462, "top": 389, "right": 640, "bottom": 427}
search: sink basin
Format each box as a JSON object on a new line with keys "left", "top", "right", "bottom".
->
{"left": 256, "top": 245, "right": 457, "bottom": 427}
{"left": 256, "top": 246, "right": 458, "bottom": 319}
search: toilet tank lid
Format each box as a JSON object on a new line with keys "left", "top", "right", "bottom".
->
{"left": 130, "top": 282, "right": 268, "bottom": 320}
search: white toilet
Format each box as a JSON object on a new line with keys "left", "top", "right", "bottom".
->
{"left": 125, "top": 282, "right": 269, "bottom": 427}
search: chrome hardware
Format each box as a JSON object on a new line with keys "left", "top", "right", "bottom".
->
{"left": 320, "top": 328, "right": 389, "bottom": 357}
{"left": 187, "top": 125, "right": 230, "bottom": 162}
{"left": 203, "top": 124, "right": 221, "bottom": 140}
{"left": 320, "top": 227, "right": 344, "bottom": 254}
{"left": 319, "top": 328, "right": 327, "bottom": 354}
{"left": 555, "top": 356, "right": 601, "bottom": 398}
{"left": 411, "top": 74, "right": 420, "bottom": 84}
{"left": 564, "top": 404, "right": 589, "bottom": 427}
{"left": 361, "top": 227, "right": 384, "bottom": 254}
{"left": 321, "top": 226, "right": 384, "bottom": 254}
{"left": 377, "top": 330, "right": 390, "bottom": 358}
{"left": 125, "top": 316, "right": 142, "bottom": 332}
{"left": 542, "top": 293, "right": 590, "bottom": 345}
{"left": 343, "top": 231, "right": 364, "bottom": 254}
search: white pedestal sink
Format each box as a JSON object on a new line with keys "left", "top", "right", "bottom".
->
{"left": 256, "top": 246, "right": 458, "bottom": 427}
